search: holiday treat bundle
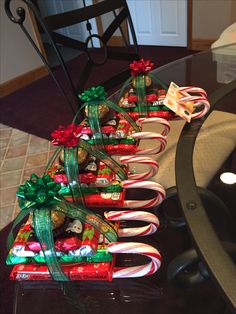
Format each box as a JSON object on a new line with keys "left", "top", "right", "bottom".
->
{"left": 6, "top": 58, "right": 210, "bottom": 282}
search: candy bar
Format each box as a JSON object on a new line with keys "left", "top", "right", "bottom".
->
{"left": 10, "top": 261, "right": 114, "bottom": 281}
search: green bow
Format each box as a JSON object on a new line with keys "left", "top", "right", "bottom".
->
{"left": 17, "top": 174, "right": 61, "bottom": 207}
{"left": 7, "top": 174, "right": 118, "bottom": 281}
{"left": 79, "top": 86, "right": 107, "bottom": 102}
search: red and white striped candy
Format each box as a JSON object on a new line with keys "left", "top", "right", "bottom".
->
{"left": 178, "top": 86, "right": 210, "bottom": 119}
{"left": 108, "top": 242, "right": 161, "bottom": 278}
{"left": 178, "top": 86, "right": 208, "bottom": 98}
{"left": 131, "top": 132, "right": 167, "bottom": 155}
{"left": 122, "top": 180, "right": 166, "bottom": 208}
{"left": 105, "top": 210, "right": 160, "bottom": 237}
{"left": 136, "top": 117, "right": 170, "bottom": 136}
{"left": 119, "top": 156, "right": 159, "bottom": 180}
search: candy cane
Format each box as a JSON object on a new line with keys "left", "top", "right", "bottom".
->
{"left": 119, "top": 156, "right": 159, "bottom": 180}
{"left": 178, "top": 86, "right": 210, "bottom": 119}
{"left": 178, "top": 86, "right": 208, "bottom": 98}
{"left": 105, "top": 210, "right": 159, "bottom": 237}
{"left": 108, "top": 242, "right": 161, "bottom": 278}
{"left": 131, "top": 132, "right": 167, "bottom": 155}
{"left": 123, "top": 180, "right": 166, "bottom": 208}
{"left": 136, "top": 117, "right": 170, "bottom": 136}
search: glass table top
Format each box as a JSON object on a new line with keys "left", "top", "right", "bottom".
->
{"left": 3, "top": 45, "right": 236, "bottom": 314}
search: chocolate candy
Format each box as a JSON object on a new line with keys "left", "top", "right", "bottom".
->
{"left": 132, "top": 75, "right": 152, "bottom": 88}
{"left": 59, "top": 147, "right": 89, "bottom": 169}
{"left": 28, "top": 210, "right": 65, "bottom": 231}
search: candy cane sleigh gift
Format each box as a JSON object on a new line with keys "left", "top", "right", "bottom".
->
{"left": 7, "top": 205, "right": 162, "bottom": 281}
{"left": 118, "top": 59, "right": 210, "bottom": 122}
{"left": 75, "top": 85, "right": 171, "bottom": 156}
{"left": 48, "top": 124, "right": 166, "bottom": 209}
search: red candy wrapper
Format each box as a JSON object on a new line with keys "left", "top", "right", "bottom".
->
{"left": 78, "top": 224, "right": 100, "bottom": 256}
{"left": 54, "top": 237, "right": 82, "bottom": 252}
{"left": 10, "top": 261, "right": 115, "bottom": 281}
{"left": 128, "top": 111, "right": 175, "bottom": 121}
{"left": 83, "top": 191, "right": 124, "bottom": 208}
{"left": 115, "top": 120, "right": 132, "bottom": 138}
{"left": 54, "top": 172, "right": 97, "bottom": 185}
{"left": 105, "top": 144, "right": 137, "bottom": 155}
{"left": 96, "top": 163, "right": 116, "bottom": 186}
{"left": 80, "top": 123, "right": 116, "bottom": 135}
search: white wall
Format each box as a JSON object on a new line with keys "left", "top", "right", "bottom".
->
{"left": 0, "top": 0, "right": 43, "bottom": 84}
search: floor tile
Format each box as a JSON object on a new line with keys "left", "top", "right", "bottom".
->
{"left": 0, "top": 137, "right": 10, "bottom": 149}
{"left": 9, "top": 131, "right": 29, "bottom": 147}
{"left": 25, "top": 152, "right": 48, "bottom": 169}
{"left": 0, "top": 156, "right": 25, "bottom": 173}
{"left": 0, "top": 205, "right": 15, "bottom": 229}
{"left": 0, "top": 148, "right": 6, "bottom": 161}
{"left": 28, "top": 138, "right": 49, "bottom": 155}
{"left": 0, "top": 170, "right": 22, "bottom": 189}
{"left": 0, "top": 186, "right": 18, "bottom": 206}
{"left": 0, "top": 126, "right": 52, "bottom": 230}
{"left": 0, "top": 124, "right": 11, "bottom": 129}
{"left": 22, "top": 166, "right": 46, "bottom": 182}
{"left": 6, "top": 144, "right": 28, "bottom": 158}
{"left": 0, "top": 129, "right": 12, "bottom": 139}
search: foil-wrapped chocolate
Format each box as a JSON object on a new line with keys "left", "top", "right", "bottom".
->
{"left": 59, "top": 147, "right": 89, "bottom": 169}
{"left": 28, "top": 210, "right": 65, "bottom": 231}
{"left": 84, "top": 103, "right": 112, "bottom": 123}
{"left": 132, "top": 75, "right": 152, "bottom": 88}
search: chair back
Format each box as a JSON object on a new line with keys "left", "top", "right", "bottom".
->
{"left": 5, "top": 0, "right": 140, "bottom": 114}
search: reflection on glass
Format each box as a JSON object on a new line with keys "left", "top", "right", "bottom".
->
{"left": 220, "top": 172, "right": 236, "bottom": 184}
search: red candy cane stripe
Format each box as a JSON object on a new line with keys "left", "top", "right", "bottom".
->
{"left": 131, "top": 132, "right": 167, "bottom": 155}
{"left": 123, "top": 180, "right": 166, "bottom": 208}
{"left": 179, "top": 86, "right": 208, "bottom": 98}
{"left": 119, "top": 156, "right": 159, "bottom": 180}
{"left": 136, "top": 117, "right": 171, "bottom": 136}
{"left": 105, "top": 210, "right": 160, "bottom": 237}
{"left": 108, "top": 242, "right": 161, "bottom": 278}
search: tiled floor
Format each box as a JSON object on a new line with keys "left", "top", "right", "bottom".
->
{"left": 0, "top": 123, "right": 56, "bottom": 230}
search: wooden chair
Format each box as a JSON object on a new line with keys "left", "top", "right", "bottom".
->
{"left": 5, "top": 0, "right": 140, "bottom": 114}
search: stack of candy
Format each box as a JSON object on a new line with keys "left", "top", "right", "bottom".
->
{"left": 6, "top": 58, "right": 211, "bottom": 282}
{"left": 7, "top": 209, "right": 161, "bottom": 280}
{"left": 118, "top": 59, "right": 210, "bottom": 123}
{"left": 6, "top": 89, "right": 166, "bottom": 280}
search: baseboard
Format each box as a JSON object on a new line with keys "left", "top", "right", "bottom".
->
{"left": 191, "top": 38, "right": 216, "bottom": 51}
{"left": 0, "top": 66, "right": 48, "bottom": 98}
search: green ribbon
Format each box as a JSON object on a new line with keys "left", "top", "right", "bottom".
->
{"left": 63, "top": 146, "right": 84, "bottom": 205}
{"left": 76, "top": 86, "right": 140, "bottom": 181}
{"left": 7, "top": 174, "right": 118, "bottom": 281}
{"left": 136, "top": 75, "right": 147, "bottom": 117}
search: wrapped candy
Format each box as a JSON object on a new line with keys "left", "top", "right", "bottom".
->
{"left": 118, "top": 58, "right": 210, "bottom": 121}
{"left": 8, "top": 209, "right": 161, "bottom": 280}
{"left": 6, "top": 174, "right": 118, "bottom": 281}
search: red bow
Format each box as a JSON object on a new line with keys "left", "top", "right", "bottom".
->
{"left": 130, "top": 58, "right": 154, "bottom": 76}
{"left": 51, "top": 124, "right": 82, "bottom": 147}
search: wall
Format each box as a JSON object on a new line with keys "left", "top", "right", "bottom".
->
{"left": 192, "top": 0, "right": 234, "bottom": 50}
{"left": 0, "top": 0, "right": 43, "bottom": 84}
